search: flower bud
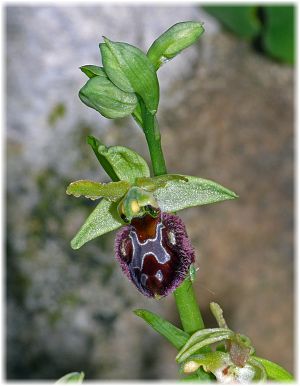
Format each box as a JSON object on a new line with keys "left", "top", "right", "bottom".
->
{"left": 115, "top": 210, "right": 195, "bottom": 298}
{"left": 79, "top": 74, "right": 138, "bottom": 119}
{"left": 147, "top": 21, "right": 204, "bottom": 70}
{"left": 100, "top": 37, "right": 159, "bottom": 114}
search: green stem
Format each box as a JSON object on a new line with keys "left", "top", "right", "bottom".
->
{"left": 174, "top": 279, "right": 205, "bottom": 334}
{"left": 139, "top": 101, "right": 167, "bottom": 176}
{"left": 139, "top": 102, "right": 205, "bottom": 334}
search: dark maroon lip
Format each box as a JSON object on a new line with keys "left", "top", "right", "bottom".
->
{"left": 114, "top": 211, "right": 195, "bottom": 298}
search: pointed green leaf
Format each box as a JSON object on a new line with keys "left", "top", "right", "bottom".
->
{"left": 79, "top": 74, "right": 138, "bottom": 119}
{"left": 80, "top": 65, "right": 106, "bottom": 78}
{"left": 147, "top": 21, "right": 204, "bottom": 70}
{"left": 252, "top": 356, "right": 294, "bottom": 381}
{"left": 66, "top": 180, "right": 130, "bottom": 201}
{"left": 100, "top": 38, "right": 159, "bottom": 114}
{"left": 87, "top": 135, "right": 150, "bottom": 184}
{"left": 135, "top": 174, "right": 188, "bottom": 191}
{"left": 153, "top": 175, "right": 238, "bottom": 212}
{"left": 56, "top": 372, "right": 85, "bottom": 384}
{"left": 134, "top": 309, "right": 190, "bottom": 350}
{"left": 71, "top": 199, "right": 123, "bottom": 249}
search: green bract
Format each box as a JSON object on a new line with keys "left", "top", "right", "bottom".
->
{"left": 134, "top": 309, "right": 190, "bottom": 350}
{"left": 79, "top": 74, "right": 138, "bottom": 119}
{"left": 147, "top": 21, "right": 204, "bottom": 70}
{"left": 87, "top": 136, "right": 150, "bottom": 184}
{"left": 252, "top": 356, "right": 294, "bottom": 381}
{"left": 100, "top": 37, "right": 159, "bottom": 114}
{"left": 80, "top": 65, "right": 106, "bottom": 78}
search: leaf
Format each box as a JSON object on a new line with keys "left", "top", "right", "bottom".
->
{"left": 203, "top": 6, "right": 261, "bottom": 39}
{"left": 71, "top": 199, "right": 124, "bottom": 249}
{"left": 87, "top": 135, "right": 150, "bottom": 184}
{"left": 153, "top": 175, "right": 238, "bottom": 212}
{"left": 135, "top": 174, "right": 188, "bottom": 191}
{"left": 252, "top": 356, "right": 294, "bottom": 381}
{"left": 147, "top": 21, "right": 204, "bottom": 70}
{"left": 66, "top": 180, "right": 130, "bottom": 201}
{"left": 79, "top": 75, "right": 138, "bottom": 119}
{"left": 80, "top": 65, "right": 106, "bottom": 78}
{"left": 56, "top": 372, "right": 85, "bottom": 384}
{"left": 262, "top": 6, "right": 294, "bottom": 64}
{"left": 100, "top": 37, "right": 159, "bottom": 114}
{"left": 134, "top": 309, "right": 190, "bottom": 350}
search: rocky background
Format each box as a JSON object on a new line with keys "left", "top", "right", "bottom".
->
{"left": 6, "top": 5, "right": 294, "bottom": 380}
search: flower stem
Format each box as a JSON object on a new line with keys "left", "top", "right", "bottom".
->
{"left": 173, "top": 279, "right": 205, "bottom": 334}
{"left": 140, "top": 103, "right": 167, "bottom": 176}
{"left": 139, "top": 102, "right": 205, "bottom": 334}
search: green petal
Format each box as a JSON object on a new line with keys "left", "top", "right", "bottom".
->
{"left": 135, "top": 174, "right": 188, "bottom": 191}
{"left": 71, "top": 199, "right": 124, "bottom": 250}
{"left": 80, "top": 65, "right": 107, "bottom": 78}
{"left": 134, "top": 309, "right": 190, "bottom": 350}
{"left": 55, "top": 372, "right": 85, "bottom": 384}
{"left": 87, "top": 135, "right": 150, "bottom": 184}
{"left": 79, "top": 75, "right": 138, "bottom": 119}
{"left": 153, "top": 175, "right": 238, "bottom": 212}
{"left": 66, "top": 180, "right": 130, "bottom": 201}
{"left": 100, "top": 38, "right": 159, "bottom": 114}
{"left": 147, "top": 21, "right": 204, "bottom": 70}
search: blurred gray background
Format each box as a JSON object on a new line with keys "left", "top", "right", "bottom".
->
{"left": 6, "top": 5, "right": 293, "bottom": 380}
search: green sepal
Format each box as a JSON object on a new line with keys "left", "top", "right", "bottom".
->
{"left": 176, "top": 329, "right": 234, "bottom": 363}
{"left": 71, "top": 199, "right": 124, "bottom": 250}
{"left": 55, "top": 372, "right": 85, "bottom": 384}
{"left": 252, "top": 356, "right": 294, "bottom": 381}
{"left": 87, "top": 136, "right": 150, "bottom": 184}
{"left": 153, "top": 175, "right": 238, "bottom": 212}
{"left": 100, "top": 37, "right": 159, "bottom": 114}
{"left": 66, "top": 180, "right": 130, "bottom": 201}
{"left": 262, "top": 6, "right": 294, "bottom": 64}
{"left": 180, "top": 352, "right": 228, "bottom": 375}
{"left": 79, "top": 74, "right": 138, "bottom": 119}
{"left": 134, "top": 309, "right": 189, "bottom": 350}
{"left": 80, "top": 65, "right": 106, "bottom": 78}
{"left": 147, "top": 21, "right": 204, "bottom": 70}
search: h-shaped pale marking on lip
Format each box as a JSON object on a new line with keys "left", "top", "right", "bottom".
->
{"left": 129, "top": 222, "right": 171, "bottom": 271}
